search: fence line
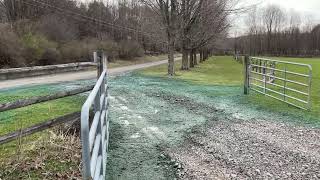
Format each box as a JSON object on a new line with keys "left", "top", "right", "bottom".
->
{"left": 0, "top": 85, "right": 94, "bottom": 112}
{"left": 0, "top": 53, "right": 102, "bottom": 145}
{"left": 0, "top": 62, "right": 97, "bottom": 80}
{"left": 0, "top": 112, "right": 80, "bottom": 145}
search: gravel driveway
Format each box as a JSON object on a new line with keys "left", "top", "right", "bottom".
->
{"left": 107, "top": 73, "right": 320, "bottom": 180}
{"left": 168, "top": 115, "right": 320, "bottom": 179}
{"left": 0, "top": 57, "right": 181, "bottom": 89}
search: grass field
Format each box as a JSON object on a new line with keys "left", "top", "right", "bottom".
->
{"left": 140, "top": 56, "right": 320, "bottom": 119}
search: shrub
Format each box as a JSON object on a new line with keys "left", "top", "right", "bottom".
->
{"left": 60, "top": 40, "right": 91, "bottom": 63}
{"left": 0, "top": 24, "right": 26, "bottom": 68}
{"left": 39, "top": 48, "right": 61, "bottom": 65}
{"left": 60, "top": 38, "right": 119, "bottom": 63}
{"left": 22, "top": 32, "right": 58, "bottom": 65}
{"left": 118, "top": 40, "right": 144, "bottom": 59}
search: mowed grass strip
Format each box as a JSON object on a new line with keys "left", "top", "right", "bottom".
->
{"left": 140, "top": 56, "right": 320, "bottom": 117}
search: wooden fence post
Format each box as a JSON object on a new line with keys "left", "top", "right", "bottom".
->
{"left": 244, "top": 55, "right": 249, "bottom": 95}
{"left": 102, "top": 52, "right": 108, "bottom": 72}
{"left": 96, "top": 51, "right": 103, "bottom": 78}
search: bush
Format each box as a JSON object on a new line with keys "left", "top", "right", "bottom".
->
{"left": 37, "top": 14, "right": 79, "bottom": 42}
{"left": 39, "top": 48, "right": 61, "bottom": 65}
{"left": 118, "top": 40, "right": 144, "bottom": 59}
{"left": 60, "top": 38, "right": 119, "bottom": 63}
{"left": 22, "top": 32, "right": 59, "bottom": 65}
{"left": 0, "top": 24, "right": 26, "bottom": 68}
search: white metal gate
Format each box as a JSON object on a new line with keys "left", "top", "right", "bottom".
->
{"left": 245, "top": 57, "right": 312, "bottom": 110}
{"left": 81, "top": 52, "right": 109, "bottom": 180}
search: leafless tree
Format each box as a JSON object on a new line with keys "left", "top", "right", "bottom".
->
{"left": 235, "top": 4, "right": 320, "bottom": 57}
{"left": 140, "top": 0, "right": 178, "bottom": 76}
{"left": 179, "top": 0, "right": 234, "bottom": 69}
{"left": 262, "top": 4, "right": 285, "bottom": 54}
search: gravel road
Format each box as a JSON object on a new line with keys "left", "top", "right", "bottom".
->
{"left": 0, "top": 57, "right": 181, "bottom": 89}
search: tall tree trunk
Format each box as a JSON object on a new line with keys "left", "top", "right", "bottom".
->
{"left": 180, "top": 0, "right": 190, "bottom": 70}
{"left": 200, "top": 50, "right": 204, "bottom": 63}
{"left": 193, "top": 50, "right": 198, "bottom": 65}
{"left": 167, "top": 33, "right": 175, "bottom": 76}
{"left": 189, "top": 50, "right": 194, "bottom": 68}
{"left": 181, "top": 48, "right": 189, "bottom": 70}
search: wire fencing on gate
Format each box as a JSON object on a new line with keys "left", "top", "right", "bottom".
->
{"left": 81, "top": 51, "right": 109, "bottom": 180}
{"left": 244, "top": 56, "right": 312, "bottom": 110}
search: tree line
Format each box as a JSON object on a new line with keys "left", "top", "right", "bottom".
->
{"left": 0, "top": 0, "right": 168, "bottom": 68}
{"left": 234, "top": 4, "right": 320, "bottom": 57}
{"left": 0, "top": 0, "right": 237, "bottom": 76}
{"left": 141, "top": 0, "right": 237, "bottom": 75}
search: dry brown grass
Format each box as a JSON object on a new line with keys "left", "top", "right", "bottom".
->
{"left": 0, "top": 130, "right": 82, "bottom": 179}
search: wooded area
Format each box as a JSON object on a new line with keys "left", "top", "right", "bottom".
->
{"left": 0, "top": 0, "right": 168, "bottom": 68}
{"left": 234, "top": 4, "right": 320, "bottom": 57}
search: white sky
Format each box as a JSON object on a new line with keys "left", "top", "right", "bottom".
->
{"left": 230, "top": 0, "right": 320, "bottom": 36}
{"left": 245, "top": 0, "right": 320, "bottom": 20}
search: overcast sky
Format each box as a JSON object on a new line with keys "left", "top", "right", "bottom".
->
{"left": 78, "top": 0, "right": 320, "bottom": 35}
{"left": 230, "top": 0, "right": 320, "bottom": 35}
{"left": 244, "top": 0, "right": 320, "bottom": 19}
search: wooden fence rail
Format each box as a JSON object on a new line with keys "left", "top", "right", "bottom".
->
{"left": 0, "top": 86, "right": 94, "bottom": 144}
{"left": 0, "top": 85, "right": 94, "bottom": 112}
{"left": 0, "top": 112, "right": 80, "bottom": 145}
{"left": 0, "top": 62, "right": 97, "bottom": 80}
{"left": 0, "top": 51, "right": 104, "bottom": 146}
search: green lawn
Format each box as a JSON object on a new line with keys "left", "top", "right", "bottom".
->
{"left": 140, "top": 56, "right": 320, "bottom": 118}
{"left": 141, "top": 56, "right": 243, "bottom": 85}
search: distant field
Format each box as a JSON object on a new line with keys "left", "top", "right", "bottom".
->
{"left": 140, "top": 56, "right": 320, "bottom": 118}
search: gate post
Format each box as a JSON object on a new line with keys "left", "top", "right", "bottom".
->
{"left": 244, "top": 55, "right": 249, "bottom": 95}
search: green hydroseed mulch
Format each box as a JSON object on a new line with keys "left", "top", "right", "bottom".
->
{"left": 106, "top": 73, "right": 320, "bottom": 179}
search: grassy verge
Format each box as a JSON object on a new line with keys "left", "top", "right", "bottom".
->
{"left": 141, "top": 56, "right": 243, "bottom": 85}
{"left": 139, "top": 56, "right": 320, "bottom": 118}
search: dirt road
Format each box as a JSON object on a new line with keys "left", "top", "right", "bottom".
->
{"left": 0, "top": 58, "right": 180, "bottom": 90}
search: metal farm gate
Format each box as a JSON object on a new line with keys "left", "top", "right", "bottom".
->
{"left": 244, "top": 56, "right": 312, "bottom": 110}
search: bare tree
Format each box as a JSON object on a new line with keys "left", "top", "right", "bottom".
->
{"left": 262, "top": 4, "right": 285, "bottom": 54}
{"left": 236, "top": 4, "right": 320, "bottom": 57}
{"left": 180, "top": 0, "right": 233, "bottom": 69}
{"left": 140, "top": 0, "right": 178, "bottom": 76}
